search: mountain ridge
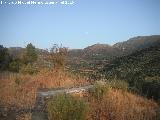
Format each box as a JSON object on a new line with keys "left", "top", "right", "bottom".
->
{"left": 67, "top": 35, "right": 160, "bottom": 72}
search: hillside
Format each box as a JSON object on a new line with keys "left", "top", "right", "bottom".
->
{"left": 66, "top": 44, "right": 118, "bottom": 74}
{"left": 6, "top": 35, "right": 160, "bottom": 76}
{"left": 68, "top": 35, "right": 160, "bottom": 59}
{"left": 113, "top": 35, "right": 160, "bottom": 55}
{"left": 102, "top": 41, "right": 160, "bottom": 100}
{"left": 82, "top": 44, "right": 119, "bottom": 60}
{"left": 67, "top": 35, "right": 160, "bottom": 75}
{"left": 103, "top": 41, "right": 160, "bottom": 77}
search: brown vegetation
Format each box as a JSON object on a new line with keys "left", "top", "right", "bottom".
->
{"left": 0, "top": 70, "right": 88, "bottom": 109}
{"left": 46, "top": 82, "right": 159, "bottom": 120}
{"left": 87, "top": 89, "right": 159, "bottom": 120}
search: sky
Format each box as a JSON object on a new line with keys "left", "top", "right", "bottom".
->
{"left": 0, "top": 0, "right": 160, "bottom": 49}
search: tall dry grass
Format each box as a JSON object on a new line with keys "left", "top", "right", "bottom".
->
{"left": 0, "top": 72, "right": 159, "bottom": 120}
{"left": 0, "top": 70, "right": 89, "bottom": 109}
{"left": 87, "top": 88, "right": 159, "bottom": 120}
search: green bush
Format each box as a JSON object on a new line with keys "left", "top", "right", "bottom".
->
{"left": 89, "top": 80, "right": 128, "bottom": 101}
{"left": 23, "top": 43, "right": 38, "bottom": 64}
{"left": 89, "top": 81, "right": 109, "bottom": 101}
{"left": 20, "top": 63, "right": 37, "bottom": 74}
{"left": 141, "top": 77, "right": 160, "bottom": 100}
{"left": 47, "top": 94, "right": 88, "bottom": 120}
{"left": 9, "top": 59, "right": 21, "bottom": 72}
{"left": 0, "top": 45, "right": 11, "bottom": 70}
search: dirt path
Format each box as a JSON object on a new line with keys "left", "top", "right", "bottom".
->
{"left": 37, "top": 85, "right": 93, "bottom": 97}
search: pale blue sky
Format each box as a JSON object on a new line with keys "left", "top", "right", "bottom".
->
{"left": 0, "top": 0, "right": 160, "bottom": 49}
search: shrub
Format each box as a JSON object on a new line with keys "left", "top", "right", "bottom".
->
{"left": 23, "top": 43, "right": 38, "bottom": 64}
{"left": 0, "top": 45, "right": 11, "bottom": 70}
{"left": 20, "top": 63, "right": 37, "bottom": 74}
{"left": 9, "top": 59, "right": 21, "bottom": 72}
{"left": 47, "top": 44, "right": 68, "bottom": 70}
{"left": 141, "top": 77, "right": 160, "bottom": 100}
{"left": 88, "top": 81, "right": 109, "bottom": 101}
{"left": 89, "top": 80, "right": 128, "bottom": 101}
{"left": 47, "top": 93, "right": 88, "bottom": 120}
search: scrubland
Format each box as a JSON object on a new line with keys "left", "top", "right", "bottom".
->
{"left": 0, "top": 70, "right": 88, "bottom": 108}
{"left": 0, "top": 42, "right": 160, "bottom": 120}
{"left": 0, "top": 71, "right": 160, "bottom": 120}
{"left": 46, "top": 81, "right": 160, "bottom": 120}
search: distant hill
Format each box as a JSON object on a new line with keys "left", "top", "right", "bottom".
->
{"left": 113, "top": 35, "right": 160, "bottom": 55}
{"left": 69, "top": 35, "right": 160, "bottom": 59}
{"left": 103, "top": 40, "right": 160, "bottom": 79}
{"left": 6, "top": 35, "right": 160, "bottom": 76}
{"left": 82, "top": 44, "right": 120, "bottom": 60}
{"left": 67, "top": 49, "right": 83, "bottom": 58}
{"left": 67, "top": 35, "right": 160, "bottom": 74}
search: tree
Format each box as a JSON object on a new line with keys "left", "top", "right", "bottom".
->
{"left": 47, "top": 44, "right": 68, "bottom": 70}
{"left": 9, "top": 58, "right": 21, "bottom": 72}
{"left": 23, "top": 43, "right": 38, "bottom": 64}
{"left": 19, "top": 43, "right": 38, "bottom": 74}
{"left": 0, "top": 45, "right": 11, "bottom": 70}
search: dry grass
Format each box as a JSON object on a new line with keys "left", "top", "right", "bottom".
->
{"left": 87, "top": 88, "right": 159, "bottom": 120}
{"left": 0, "top": 72, "right": 159, "bottom": 120}
{"left": 35, "top": 69, "right": 89, "bottom": 89}
{"left": 0, "top": 70, "right": 88, "bottom": 108}
{"left": 44, "top": 86, "right": 159, "bottom": 120}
